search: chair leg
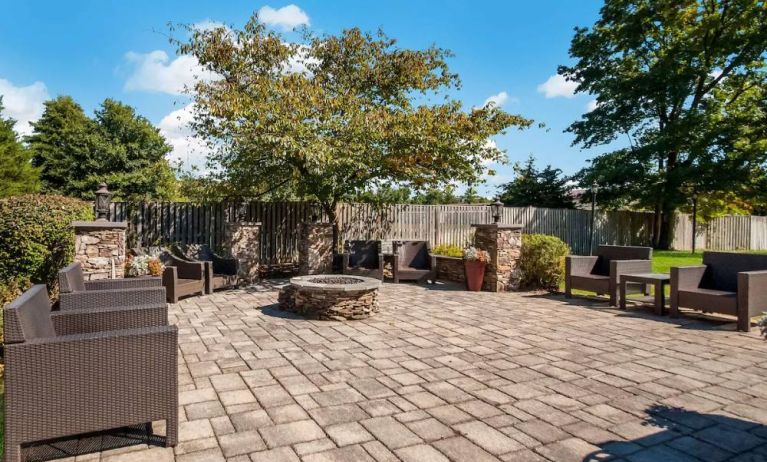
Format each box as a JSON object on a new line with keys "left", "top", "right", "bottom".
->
{"left": 5, "top": 439, "right": 21, "bottom": 462}
{"left": 166, "top": 414, "right": 178, "bottom": 447}
{"left": 737, "top": 311, "right": 751, "bottom": 332}
{"left": 565, "top": 279, "right": 572, "bottom": 298}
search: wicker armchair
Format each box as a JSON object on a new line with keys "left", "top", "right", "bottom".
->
{"left": 565, "top": 245, "right": 652, "bottom": 306}
{"left": 3, "top": 285, "right": 178, "bottom": 462}
{"left": 171, "top": 243, "right": 239, "bottom": 294}
{"left": 392, "top": 241, "right": 437, "bottom": 283}
{"left": 342, "top": 240, "right": 384, "bottom": 280}
{"left": 671, "top": 251, "right": 767, "bottom": 331}
{"left": 58, "top": 262, "right": 166, "bottom": 311}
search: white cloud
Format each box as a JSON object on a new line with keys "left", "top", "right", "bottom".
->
{"left": 586, "top": 99, "right": 599, "bottom": 112}
{"left": 483, "top": 91, "right": 510, "bottom": 108}
{"left": 123, "top": 50, "right": 217, "bottom": 95}
{"left": 157, "top": 103, "right": 210, "bottom": 171}
{"left": 192, "top": 19, "right": 228, "bottom": 32}
{"left": 258, "top": 5, "right": 310, "bottom": 31}
{"left": 0, "top": 78, "right": 49, "bottom": 136}
{"left": 537, "top": 74, "right": 578, "bottom": 99}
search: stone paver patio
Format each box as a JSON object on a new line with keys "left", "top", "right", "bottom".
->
{"left": 39, "top": 282, "right": 767, "bottom": 462}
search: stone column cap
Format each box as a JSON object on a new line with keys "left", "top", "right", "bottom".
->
{"left": 72, "top": 221, "right": 128, "bottom": 230}
{"left": 227, "top": 221, "right": 262, "bottom": 226}
{"left": 470, "top": 223, "right": 523, "bottom": 230}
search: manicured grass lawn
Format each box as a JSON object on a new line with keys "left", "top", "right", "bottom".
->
{"left": 652, "top": 250, "right": 703, "bottom": 273}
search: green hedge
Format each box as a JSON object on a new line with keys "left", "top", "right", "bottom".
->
{"left": 0, "top": 194, "right": 92, "bottom": 307}
{"left": 518, "top": 234, "right": 570, "bottom": 291}
{"left": 432, "top": 244, "right": 463, "bottom": 258}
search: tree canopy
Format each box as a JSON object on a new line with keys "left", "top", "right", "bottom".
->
{"left": 0, "top": 97, "right": 40, "bottom": 198}
{"left": 498, "top": 156, "right": 575, "bottom": 208}
{"left": 28, "top": 96, "right": 179, "bottom": 201}
{"left": 177, "top": 16, "right": 531, "bottom": 238}
{"left": 563, "top": 0, "right": 767, "bottom": 248}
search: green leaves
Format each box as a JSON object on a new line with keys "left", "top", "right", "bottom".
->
{"left": 177, "top": 17, "right": 532, "bottom": 214}
{"left": 0, "top": 97, "right": 40, "bottom": 198}
{"left": 27, "top": 96, "right": 178, "bottom": 201}
{"left": 564, "top": 0, "right": 767, "bottom": 246}
{"left": 499, "top": 156, "right": 575, "bottom": 209}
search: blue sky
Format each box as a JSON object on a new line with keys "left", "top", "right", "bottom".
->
{"left": 0, "top": 1, "right": 608, "bottom": 195}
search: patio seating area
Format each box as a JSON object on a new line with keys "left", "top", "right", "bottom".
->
{"left": 21, "top": 281, "right": 767, "bottom": 462}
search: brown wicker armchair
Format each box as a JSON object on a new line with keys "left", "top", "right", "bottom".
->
{"left": 392, "top": 240, "right": 437, "bottom": 283}
{"left": 3, "top": 285, "right": 178, "bottom": 462}
{"left": 58, "top": 262, "right": 167, "bottom": 311}
{"left": 671, "top": 251, "right": 767, "bottom": 331}
{"left": 171, "top": 243, "right": 239, "bottom": 294}
{"left": 565, "top": 245, "right": 652, "bottom": 306}
{"left": 342, "top": 240, "right": 384, "bottom": 280}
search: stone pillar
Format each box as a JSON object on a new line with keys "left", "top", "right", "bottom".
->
{"left": 72, "top": 221, "right": 127, "bottom": 281}
{"left": 225, "top": 222, "right": 262, "bottom": 284}
{"left": 299, "top": 223, "right": 333, "bottom": 275}
{"left": 471, "top": 223, "right": 523, "bottom": 292}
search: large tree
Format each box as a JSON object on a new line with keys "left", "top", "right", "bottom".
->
{"left": 29, "top": 97, "right": 178, "bottom": 200}
{"left": 563, "top": 0, "right": 767, "bottom": 248}
{"left": 499, "top": 156, "right": 575, "bottom": 208}
{"left": 178, "top": 17, "right": 531, "bottom": 244}
{"left": 0, "top": 97, "right": 40, "bottom": 197}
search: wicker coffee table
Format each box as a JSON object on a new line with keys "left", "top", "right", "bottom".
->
{"left": 620, "top": 272, "right": 670, "bottom": 315}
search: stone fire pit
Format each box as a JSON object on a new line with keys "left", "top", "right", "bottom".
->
{"left": 278, "top": 275, "right": 381, "bottom": 320}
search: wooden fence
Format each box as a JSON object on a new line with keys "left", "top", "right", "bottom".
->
{"left": 110, "top": 201, "right": 767, "bottom": 265}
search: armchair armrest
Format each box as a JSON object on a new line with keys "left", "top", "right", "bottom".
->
{"left": 85, "top": 277, "right": 162, "bottom": 291}
{"left": 428, "top": 252, "right": 437, "bottom": 271}
{"left": 52, "top": 303, "right": 168, "bottom": 335}
{"left": 565, "top": 255, "right": 599, "bottom": 276}
{"left": 59, "top": 286, "right": 166, "bottom": 310}
{"left": 738, "top": 270, "right": 767, "bottom": 319}
{"left": 671, "top": 265, "right": 707, "bottom": 290}
{"left": 379, "top": 253, "right": 385, "bottom": 274}
{"left": 342, "top": 252, "right": 351, "bottom": 270}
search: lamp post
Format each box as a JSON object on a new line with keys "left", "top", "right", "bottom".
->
{"left": 691, "top": 191, "right": 698, "bottom": 255}
{"left": 589, "top": 181, "right": 599, "bottom": 255}
{"left": 94, "top": 183, "right": 112, "bottom": 221}
{"left": 490, "top": 198, "right": 503, "bottom": 224}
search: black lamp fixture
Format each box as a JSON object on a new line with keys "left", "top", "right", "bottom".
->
{"left": 310, "top": 202, "right": 320, "bottom": 223}
{"left": 94, "top": 183, "right": 112, "bottom": 221}
{"left": 491, "top": 197, "right": 504, "bottom": 224}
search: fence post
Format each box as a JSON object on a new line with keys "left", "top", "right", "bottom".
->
{"left": 433, "top": 206, "right": 440, "bottom": 246}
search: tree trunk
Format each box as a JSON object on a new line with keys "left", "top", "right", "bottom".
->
{"left": 656, "top": 205, "right": 675, "bottom": 250}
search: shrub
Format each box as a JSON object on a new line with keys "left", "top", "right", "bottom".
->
{"left": 518, "top": 233, "right": 570, "bottom": 291}
{"left": 0, "top": 194, "right": 92, "bottom": 306}
{"left": 432, "top": 244, "right": 463, "bottom": 258}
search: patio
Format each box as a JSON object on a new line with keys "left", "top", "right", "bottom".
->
{"left": 34, "top": 282, "right": 767, "bottom": 462}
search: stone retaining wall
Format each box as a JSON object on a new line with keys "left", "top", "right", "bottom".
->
{"left": 435, "top": 256, "right": 465, "bottom": 284}
{"left": 472, "top": 223, "right": 523, "bottom": 292}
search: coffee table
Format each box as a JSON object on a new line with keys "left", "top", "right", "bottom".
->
{"left": 620, "top": 272, "right": 671, "bottom": 315}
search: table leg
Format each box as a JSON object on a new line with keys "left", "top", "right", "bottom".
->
{"left": 620, "top": 278, "right": 627, "bottom": 310}
{"left": 653, "top": 281, "right": 663, "bottom": 315}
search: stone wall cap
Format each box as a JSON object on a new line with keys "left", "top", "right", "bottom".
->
{"left": 290, "top": 274, "right": 381, "bottom": 292}
{"left": 470, "top": 223, "right": 523, "bottom": 230}
{"left": 226, "top": 221, "right": 262, "bottom": 226}
{"left": 434, "top": 255, "right": 463, "bottom": 261}
{"left": 72, "top": 221, "right": 128, "bottom": 230}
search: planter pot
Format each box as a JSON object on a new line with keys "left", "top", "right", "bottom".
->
{"left": 464, "top": 260, "right": 486, "bottom": 291}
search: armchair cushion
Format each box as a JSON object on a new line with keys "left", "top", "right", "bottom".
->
{"left": 594, "top": 245, "right": 652, "bottom": 276}
{"left": 58, "top": 262, "right": 87, "bottom": 293}
{"left": 398, "top": 241, "right": 432, "bottom": 269}
{"left": 344, "top": 240, "right": 381, "bottom": 269}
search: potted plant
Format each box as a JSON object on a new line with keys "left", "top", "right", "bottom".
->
{"left": 127, "top": 254, "right": 164, "bottom": 278}
{"left": 463, "top": 246, "right": 489, "bottom": 291}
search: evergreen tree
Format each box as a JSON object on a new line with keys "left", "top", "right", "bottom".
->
{"left": 498, "top": 156, "right": 574, "bottom": 208}
{"left": 0, "top": 97, "right": 40, "bottom": 197}
{"left": 28, "top": 96, "right": 178, "bottom": 200}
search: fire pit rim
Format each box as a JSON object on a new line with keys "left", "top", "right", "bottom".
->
{"left": 289, "top": 274, "right": 381, "bottom": 293}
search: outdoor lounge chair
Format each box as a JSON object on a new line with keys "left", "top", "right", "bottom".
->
{"left": 58, "top": 262, "right": 167, "bottom": 311}
{"left": 342, "top": 240, "right": 384, "bottom": 280}
{"left": 670, "top": 251, "right": 767, "bottom": 331}
{"left": 565, "top": 245, "right": 652, "bottom": 306}
{"left": 131, "top": 247, "right": 205, "bottom": 303}
{"left": 392, "top": 240, "right": 437, "bottom": 283}
{"left": 3, "top": 285, "right": 178, "bottom": 462}
{"left": 171, "top": 243, "right": 239, "bottom": 294}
